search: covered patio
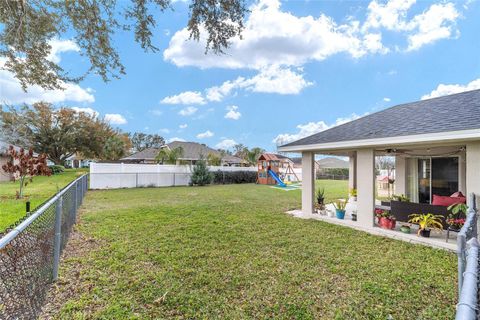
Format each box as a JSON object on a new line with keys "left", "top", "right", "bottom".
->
{"left": 279, "top": 90, "right": 480, "bottom": 248}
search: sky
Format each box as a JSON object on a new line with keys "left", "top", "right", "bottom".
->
{"left": 1, "top": 0, "right": 480, "bottom": 152}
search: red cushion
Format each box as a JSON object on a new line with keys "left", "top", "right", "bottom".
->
{"left": 432, "top": 194, "right": 466, "bottom": 207}
{"left": 451, "top": 191, "right": 465, "bottom": 198}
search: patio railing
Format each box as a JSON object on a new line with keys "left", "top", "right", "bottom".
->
{"left": 0, "top": 174, "right": 88, "bottom": 319}
{"left": 455, "top": 193, "right": 478, "bottom": 320}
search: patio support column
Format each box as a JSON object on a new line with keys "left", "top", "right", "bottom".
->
{"left": 466, "top": 142, "right": 480, "bottom": 209}
{"left": 348, "top": 153, "right": 357, "bottom": 190}
{"left": 357, "top": 149, "right": 375, "bottom": 227}
{"left": 302, "top": 151, "right": 315, "bottom": 215}
{"left": 395, "top": 156, "right": 407, "bottom": 195}
{"left": 459, "top": 151, "right": 466, "bottom": 194}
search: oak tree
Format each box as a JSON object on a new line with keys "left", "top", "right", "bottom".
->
{"left": 0, "top": 0, "right": 247, "bottom": 90}
{"left": 0, "top": 102, "right": 115, "bottom": 165}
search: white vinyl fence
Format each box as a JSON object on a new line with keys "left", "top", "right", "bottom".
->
{"left": 90, "top": 163, "right": 257, "bottom": 189}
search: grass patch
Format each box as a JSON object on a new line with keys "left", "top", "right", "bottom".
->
{"left": 47, "top": 182, "right": 456, "bottom": 319}
{"left": 0, "top": 169, "right": 85, "bottom": 232}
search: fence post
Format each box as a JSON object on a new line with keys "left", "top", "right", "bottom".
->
{"left": 173, "top": 173, "right": 176, "bottom": 186}
{"left": 52, "top": 196, "right": 63, "bottom": 281}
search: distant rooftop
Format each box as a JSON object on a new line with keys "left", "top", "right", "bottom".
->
{"left": 121, "top": 141, "right": 247, "bottom": 164}
{"left": 282, "top": 89, "right": 480, "bottom": 148}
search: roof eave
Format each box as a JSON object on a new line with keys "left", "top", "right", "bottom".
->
{"left": 278, "top": 129, "right": 480, "bottom": 153}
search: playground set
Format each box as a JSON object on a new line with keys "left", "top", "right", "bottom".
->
{"left": 257, "top": 153, "right": 300, "bottom": 189}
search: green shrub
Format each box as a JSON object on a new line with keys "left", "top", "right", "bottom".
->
{"left": 49, "top": 165, "right": 65, "bottom": 174}
{"left": 190, "top": 160, "right": 213, "bottom": 186}
{"left": 212, "top": 170, "right": 257, "bottom": 184}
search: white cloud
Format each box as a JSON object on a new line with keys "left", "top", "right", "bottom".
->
{"left": 161, "top": 91, "right": 206, "bottom": 105}
{"left": 273, "top": 114, "right": 363, "bottom": 146}
{"left": 363, "top": 0, "right": 417, "bottom": 31}
{"left": 224, "top": 105, "right": 242, "bottom": 120}
{"left": 164, "top": 0, "right": 389, "bottom": 70}
{"left": 0, "top": 41, "right": 94, "bottom": 105}
{"left": 383, "top": 97, "right": 391, "bottom": 102}
{"left": 48, "top": 38, "right": 80, "bottom": 63}
{"left": 406, "top": 3, "right": 459, "bottom": 51}
{"left": 0, "top": 65, "right": 95, "bottom": 104}
{"left": 104, "top": 113, "right": 127, "bottom": 125}
{"left": 196, "top": 130, "right": 214, "bottom": 139}
{"left": 215, "top": 138, "right": 238, "bottom": 150}
{"left": 364, "top": 0, "right": 460, "bottom": 51}
{"left": 167, "top": 137, "right": 186, "bottom": 143}
{"left": 71, "top": 107, "right": 99, "bottom": 117}
{"left": 173, "top": 65, "right": 312, "bottom": 104}
{"left": 165, "top": 0, "right": 460, "bottom": 70}
{"left": 421, "top": 79, "right": 480, "bottom": 100}
{"left": 179, "top": 124, "right": 188, "bottom": 129}
{"left": 178, "top": 106, "right": 198, "bottom": 116}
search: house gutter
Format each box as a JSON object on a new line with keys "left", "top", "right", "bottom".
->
{"left": 278, "top": 129, "right": 480, "bottom": 153}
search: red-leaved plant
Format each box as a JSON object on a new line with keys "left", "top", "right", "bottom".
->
{"left": 2, "top": 146, "right": 51, "bottom": 199}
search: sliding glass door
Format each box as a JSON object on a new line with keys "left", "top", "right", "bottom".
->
{"left": 406, "top": 157, "right": 459, "bottom": 204}
{"left": 431, "top": 157, "right": 459, "bottom": 197}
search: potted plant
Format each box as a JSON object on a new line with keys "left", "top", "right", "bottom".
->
{"left": 375, "top": 208, "right": 396, "bottom": 230}
{"left": 400, "top": 224, "right": 411, "bottom": 234}
{"left": 349, "top": 188, "right": 357, "bottom": 202}
{"left": 332, "top": 199, "right": 347, "bottom": 219}
{"left": 408, "top": 213, "right": 444, "bottom": 237}
{"left": 315, "top": 188, "right": 326, "bottom": 214}
{"left": 446, "top": 203, "right": 468, "bottom": 231}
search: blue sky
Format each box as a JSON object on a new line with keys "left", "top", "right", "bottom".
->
{"left": 1, "top": 0, "right": 480, "bottom": 152}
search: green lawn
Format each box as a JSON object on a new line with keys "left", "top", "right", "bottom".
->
{"left": 45, "top": 181, "right": 457, "bottom": 319}
{"left": 0, "top": 169, "right": 84, "bottom": 232}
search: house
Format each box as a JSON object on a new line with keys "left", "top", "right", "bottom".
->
{"left": 65, "top": 154, "right": 94, "bottom": 168}
{"left": 278, "top": 89, "right": 480, "bottom": 228}
{"left": 120, "top": 141, "right": 249, "bottom": 166}
{"left": 0, "top": 141, "right": 39, "bottom": 182}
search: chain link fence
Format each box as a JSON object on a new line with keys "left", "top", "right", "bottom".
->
{"left": 0, "top": 174, "right": 88, "bottom": 320}
{"left": 455, "top": 194, "right": 478, "bottom": 320}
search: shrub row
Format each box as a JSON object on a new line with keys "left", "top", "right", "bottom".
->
{"left": 212, "top": 170, "right": 257, "bottom": 184}
{"left": 49, "top": 165, "right": 65, "bottom": 174}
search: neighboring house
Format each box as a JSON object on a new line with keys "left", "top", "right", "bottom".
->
{"left": 278, "top": 89, "right": 480, "bottom": 228}
{"left": 65, "top": 154, "right": 94, "bottom": 168}
{"left": 290, "top": 156, "right": 348, "bottom": 169}
{"left": 0, "top": 141, "right": 39, "bottom": 182}
{"left": 121, "top": 141, "right": 249, "bottom": 166}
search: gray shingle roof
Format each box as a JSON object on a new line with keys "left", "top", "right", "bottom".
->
{"left": 316, "top": 157, "right": 349, "bottom": 169}
{"left": 282, "top": 89, "right": 480, "bottom": 148}
{"left": 121, "top": 147, "right": 159, "bottom": 161}
{"left": 120, "top": 141, "right": 247, "bottom": 164}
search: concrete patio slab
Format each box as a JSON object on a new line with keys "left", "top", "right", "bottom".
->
{"left": 287, "top": 206, "right": 457, "bottom": 252}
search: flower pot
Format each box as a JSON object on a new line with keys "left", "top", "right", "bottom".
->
{"left": 400, "top": 225, "right": 411, "bottom": 234}
{"left": 419, "top": 229, "right": 431, "bottom": 237}
{"left": 336, "top": 209, "right": 345, "bottom": 219}
{"left": 378, "top": 217, "right": 396, "bottom": 230}
{"left": 351, "top": 213, "right": 357, "bottom": 221}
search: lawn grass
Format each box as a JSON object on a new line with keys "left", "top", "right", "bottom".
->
{"left": 45, "top": 181, "right": 457, "bottom": 319}
{"left": 0, "top": 169, "right": 85, "bottom": 232}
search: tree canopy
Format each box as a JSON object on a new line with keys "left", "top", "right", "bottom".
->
{"left": 155, "top": 146, "right": 184, "bottom": 164}
{"left": 131, "top": 132, "right": 165, "bottom": 152}
{"left": 0, "top": 102, "right": 120, "bottom": 164}
{"left": 0, "top": 0, "right": 247, "bottom": 90}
